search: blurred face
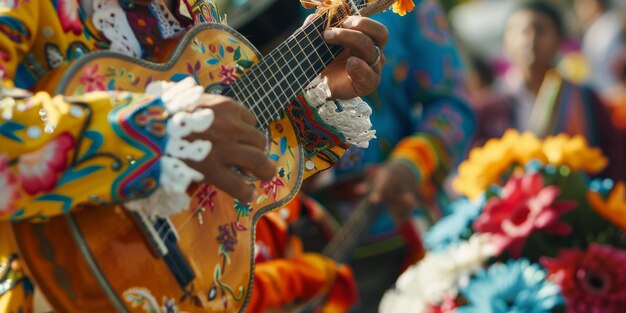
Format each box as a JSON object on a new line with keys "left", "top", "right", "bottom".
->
{"left": 504, "top": 10, "right": 561, "bottom": 72}
{"left": 574, "top": 0, "right": 601, "bottom": 29}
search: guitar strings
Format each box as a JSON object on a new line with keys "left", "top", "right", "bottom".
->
{"left": 229, "top": 16, "right": 334, "bottom": 126}
{"left": 229, "top": 0, "right": 369, "bottom": 127}
{"left": 233, "top": 3, "right": 357, "bottom": 116}
{"left": 148, "top": 0, "right": 370, "bottom": 243}
{"left": 145, "top": 20, "right": 336, "bottom": 239}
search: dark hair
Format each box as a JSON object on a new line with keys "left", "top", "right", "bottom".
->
{"left": 470, "top": 54, "right": 495, "bottom": 87}
{"left": 513, "top": 1, "right": 565, "bottom": 38}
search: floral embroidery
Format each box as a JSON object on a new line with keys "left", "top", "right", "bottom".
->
{"left": 193, "top": 184, "right": 217, "bottom": 212}
{"left": 261, "top": 178, "right": 285, "bottom": 202}
{"left": 417, "top": 0, "right": 452, "bottom": 45}
{"left": 0, "top": 154, "right": 19, "bottom": 215}
{"left": 213, "top": 221, "right": 247, "bottom": 310}
{"left": 0, "top": 16, "right": 30, "bottom": 44}
{"left": 79, "top": 64, "right": 107, "bottom": 92}
{"left": 286, "top": 96, "right": 346, "bottom": 158}
{"left": 233, "top": 200, "right": 251, "bottom": 219}
{"left": 217, "top": 224, "right": 238, "bottom": 253}
{"left": 218, "top": 65, "right": 236, "bottom": 85}
{"left": 55, "top": 0, "right": 82, "bottom": 35}
{"left": 162, "top": 297, "right": 181, "bottom": 313}
{"left": 17, "top": 132, "right": 75, "bottom": 195}
{"left": 124, "top": 287, "right": 188, "bottom": 313}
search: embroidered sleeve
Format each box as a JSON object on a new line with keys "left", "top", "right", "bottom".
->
{"left": 0, "top": 2, "right": 39, "bottom": 87}
{"left": 292, "top": 76, "right": 376, "bottom": 179}
{"left": 0, "top": 78, "right": 209, "bottom": 221}
{"left": 303, "top": 76, "right": 376, "bottom": 148}
{"left": 389, "top": 2, "right": 476, "bottom": 185}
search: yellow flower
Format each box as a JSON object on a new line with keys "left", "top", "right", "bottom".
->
{"left": 509, "top": 131, "right": 546, "bottom": 165}
{"left": 392, "top": 0, "right": 415, "bottom": 16}
{"left": 542, "top": 134, "right": 608, "bottom": 174}
{"left": 453, "top": 131, "right": 518, "bottom": 199}
{"left": 587, "top": 182, "right": 626, "bottom": 232}
{"left": 452, "top": 130, "right": 608, "bottom": 199}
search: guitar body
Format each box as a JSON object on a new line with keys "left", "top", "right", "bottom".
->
{"left": 11, "top": 23, "right": 319, "bottom": 313}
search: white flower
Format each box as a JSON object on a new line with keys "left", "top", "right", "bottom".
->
{"left": 379, "top": 234, "right": 497, "bottom": 313}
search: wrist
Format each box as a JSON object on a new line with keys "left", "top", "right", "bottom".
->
{"left": 302, "top": 76, "right": 376, "bottom": 148}
{"left": 126, "top": 78, "right": 211, "bottom": 218}
{"left": 388, "top": 158, "right": 422, "bottom": 188}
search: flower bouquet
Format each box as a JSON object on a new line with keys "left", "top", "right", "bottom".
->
{"left": 379, "top": 130, "right": 626, "bottom": 313}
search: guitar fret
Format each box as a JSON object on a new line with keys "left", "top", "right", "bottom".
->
{"left": 228, "top": 10, "right": 348, "bottom": 131}
{"left": 305, "top": 28, "right": 328, "bottom": 70}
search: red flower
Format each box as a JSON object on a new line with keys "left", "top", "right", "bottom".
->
{"left": 541, "top": 244, "right": 626, "bottom": 313}
{"left": 56, "top": 0, "right": 82, "bottom": 35}
{"left": 79, "top": 64, "right": 107, "bottom": 92}
{"left": 218, "top": 65, "right": 237, "bottom": 85}
{"left": 473, "top": 172, "right": 575, "bottom": 257}
{"left": 0, "top": 154, "right": 20, "bottom": 215}
{"left": 18, "top": 133, "right": 74, "bottom": 195}
{"left": 260, "top": 178, "right": 285, "bottom": 202}
{"left": 427, "top": 294, "right": 459, "bottom": 313}
{"left": 194, "top": 184, "right": 217, "bottom": 211}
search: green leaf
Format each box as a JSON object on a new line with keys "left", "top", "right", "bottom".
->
{"left": 233, "top": 47, "right": 241, "bottom": 61}
{"left": 237, "top": 60, "right": 254, "bottom": 69}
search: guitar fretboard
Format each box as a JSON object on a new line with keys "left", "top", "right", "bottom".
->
{"left": 323, "top": 199, "right": 385, "bottom": 262}
{"left": 222, "top": 2, "right": 360, "bottom": 130}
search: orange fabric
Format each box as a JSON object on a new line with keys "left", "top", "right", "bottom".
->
{"left": 248, "top": 253, "right": 357, "bottom": 313}
{"left": 250, "top": 194, "right": 357, "bottom": 312}
{"left": 390, "top": 136, "right": 441, "bottom": 184}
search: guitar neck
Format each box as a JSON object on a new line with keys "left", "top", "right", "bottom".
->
{"left": 221, "top": 2, "right": 361, "bottom": 130}
{"left": 322, "top": 198, "right": 385, "bottom": 263}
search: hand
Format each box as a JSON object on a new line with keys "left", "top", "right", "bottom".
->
{"left": 184, "top": 94, "right": 276, "bottom": 202}
{"left": 321, "top": 16, "right": 388, "bottom": 99}
{"left": 357, "top": 161, "right": 419, "bottom": 226}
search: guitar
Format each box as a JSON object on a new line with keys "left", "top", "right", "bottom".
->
{"left": 10, "top": 1, "right": 398, "bottom": 312}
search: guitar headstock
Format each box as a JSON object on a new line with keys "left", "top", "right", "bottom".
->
{"left": 301, "top": 0, "right": 411, "bottom": 27}
{"left": 356, "top": 0, "right": 399, "bottom": 17}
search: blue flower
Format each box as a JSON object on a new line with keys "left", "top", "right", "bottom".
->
{"left": 524, "top": 159, "right": 545, "bottom": 173}
{"left": 589, "top": 178, "right": 614, "bottom": 197}
{"left": 457, "top": 259, "right": 563, "bottom": 313}
{"left": 424, "top": 194, "right": 485, "bottom": 251}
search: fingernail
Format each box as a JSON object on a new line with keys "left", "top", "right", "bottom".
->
{"left": 347, "top": 57, "right": 359, "bottom": 70}
{"left": 343, "top": 18, "right": 354, "bottom": 28}
{"left": 323, "top": 29, "right": 336, "bottom": 41}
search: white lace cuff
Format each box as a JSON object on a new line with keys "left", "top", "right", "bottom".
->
{"left": 126, "top": 78, "right": 210, "bottom": 218}
{"left": 303, "top": 76, "right": 376, "bottom": 148}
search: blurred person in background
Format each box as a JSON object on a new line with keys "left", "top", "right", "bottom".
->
{"left": 306, "top": 1, "right": 476, "bottom": 311}
{"left": 573, "top": 0, "right": 625, "bottom": 97}
{"left": 466, "top": 53, "right": 516, "bottom": 147}
{"left": 474, "top": 0, "right": 625, "bottom": 180}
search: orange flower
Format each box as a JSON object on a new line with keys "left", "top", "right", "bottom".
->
{"left": 392, "top": 0, "right": 415, "bottom": 16}
{"left": 587, "top": 182, "right": 626, "bottom": 232}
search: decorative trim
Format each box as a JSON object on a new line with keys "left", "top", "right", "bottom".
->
{"left": 240, "top": 114, "right": 306, "bottom": 311}
{"left": 66, "top": 215, "right": 130, "bottom": 313}
{"left": 55, "top": 23, "right": 261, "bottom": 95}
